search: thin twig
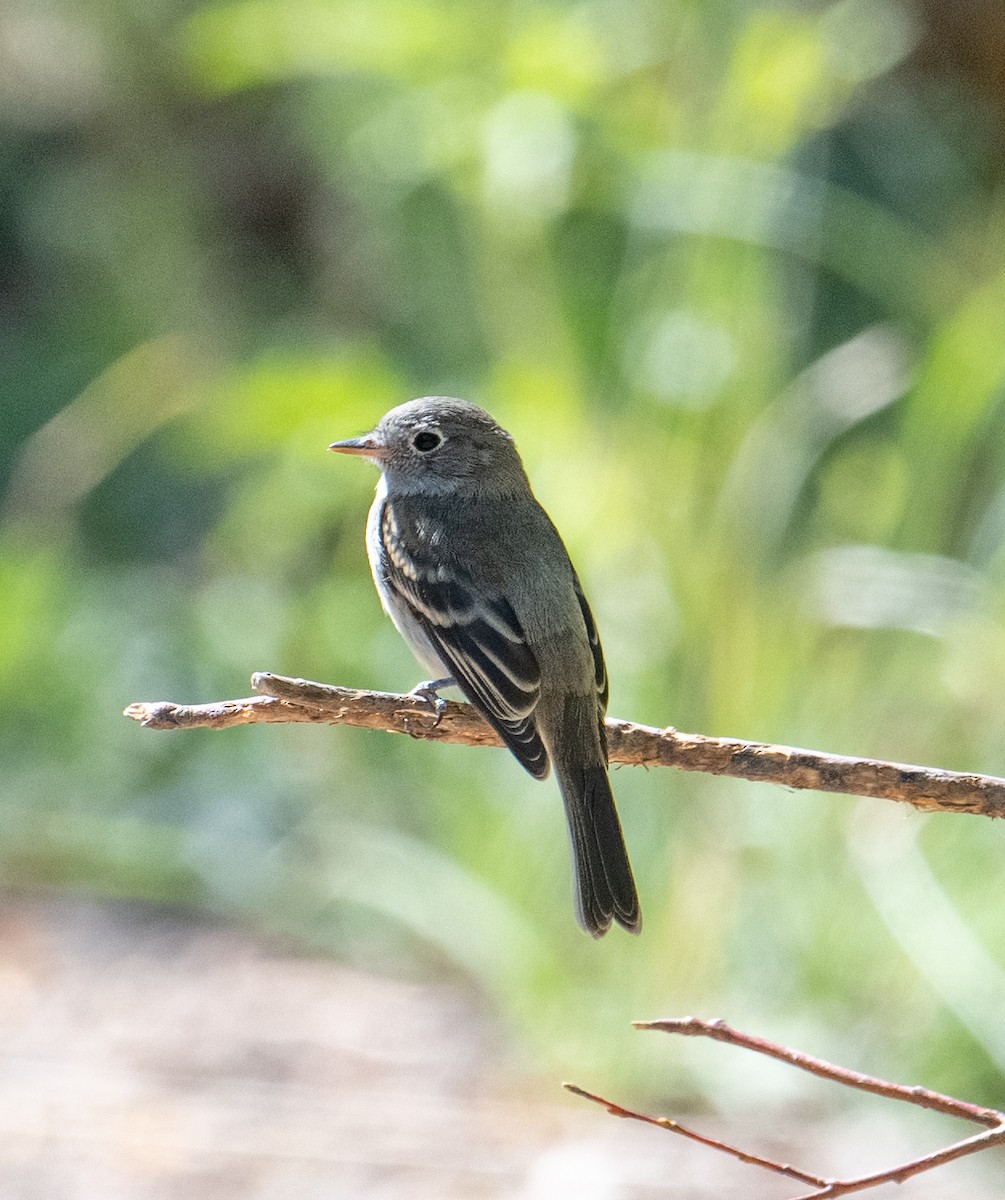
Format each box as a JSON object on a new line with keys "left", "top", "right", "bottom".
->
{"left": 562, "top": 1082, "right": 827, "bottom": 1188}
{"left": 566, "top": 1018, "right": 1005, "bottom": 1199}
{"left": 637, "top": 1018, "right": 1003, "bottom": 1126}
{"left": 123, "top": 672, "right": 1005, "bottom": 817}
{"left": 789, "top": 1125, "right": 1005, "bottom": 1199}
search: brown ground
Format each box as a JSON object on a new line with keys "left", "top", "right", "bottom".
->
{"left": 0, "top": 893, "right": 998, "bottom": 1199}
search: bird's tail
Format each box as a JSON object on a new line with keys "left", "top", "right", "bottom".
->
{"left": 554, "top": 758, "right": 641, "bottom": 937}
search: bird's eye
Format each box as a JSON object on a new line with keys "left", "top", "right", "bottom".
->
{"left": 412, "top": 430, "right": 441, "bottom": 452}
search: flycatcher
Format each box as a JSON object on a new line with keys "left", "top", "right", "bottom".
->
{"left": 330, "top": 397, "right": 641, "bottom": 936}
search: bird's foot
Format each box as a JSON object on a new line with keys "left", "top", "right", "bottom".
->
{"left": 409, "top": 677, "right": 455, "bottom": 727}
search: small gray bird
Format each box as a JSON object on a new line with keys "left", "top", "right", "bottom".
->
{"left": 329, "top": 397, "right": 640, "bottom": 937}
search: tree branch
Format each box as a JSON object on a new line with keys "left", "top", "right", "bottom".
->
{"left": 122, "top": 672, "right": 1005, "bottom": 818}
{"left": 637, "top": 1018, "right": 1003, "bottom": 1126}
{"left": 566, "top": 1017, "right": 1005, "bottom": 1198}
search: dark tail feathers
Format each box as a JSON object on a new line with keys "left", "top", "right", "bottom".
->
{"left": 556, "top": 762, "right": 641, "bottom": 937}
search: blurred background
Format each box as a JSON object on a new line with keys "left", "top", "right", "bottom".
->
{"left": 3, "top": 0, "right": 1005, "bottom": 1194}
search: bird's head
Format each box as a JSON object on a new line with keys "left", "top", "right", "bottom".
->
{"left": 329, "top": 397, "right": 529, "bottom": 496}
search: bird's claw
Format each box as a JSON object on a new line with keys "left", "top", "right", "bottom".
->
{"left": 409, "top": 677, "right": 454, "bottom": 728}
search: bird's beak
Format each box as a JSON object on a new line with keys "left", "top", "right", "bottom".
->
{"left": 328, "top": 434, "right": 388, "bottom": 460}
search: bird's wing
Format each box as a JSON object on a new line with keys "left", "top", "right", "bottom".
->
{"left": 381, "top": 505, "right": 549, "bottom": 778}
{"left": 572, "top": 571, "right": 608, "bottom": 712}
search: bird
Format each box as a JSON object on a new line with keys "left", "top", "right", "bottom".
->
{"left": 329, "top": 397, "right": 641, "bottom": 936}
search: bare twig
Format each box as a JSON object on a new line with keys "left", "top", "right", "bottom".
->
{"left": 123, "top": 672, "right": 1005, "bottom": 818}
{"left": 637, "top": 1018, "right": 1003, "bottom": 1126}
{"left": 563, "top": 1081, "right": 827, "bottom": 1188}
{"left": 566, "top": 1017, "right": 1005, "bottom": 1199}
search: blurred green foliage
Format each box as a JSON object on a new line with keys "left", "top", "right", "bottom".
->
{"left": 3, "top": 0, "right": 1005, "bottom": 1105}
